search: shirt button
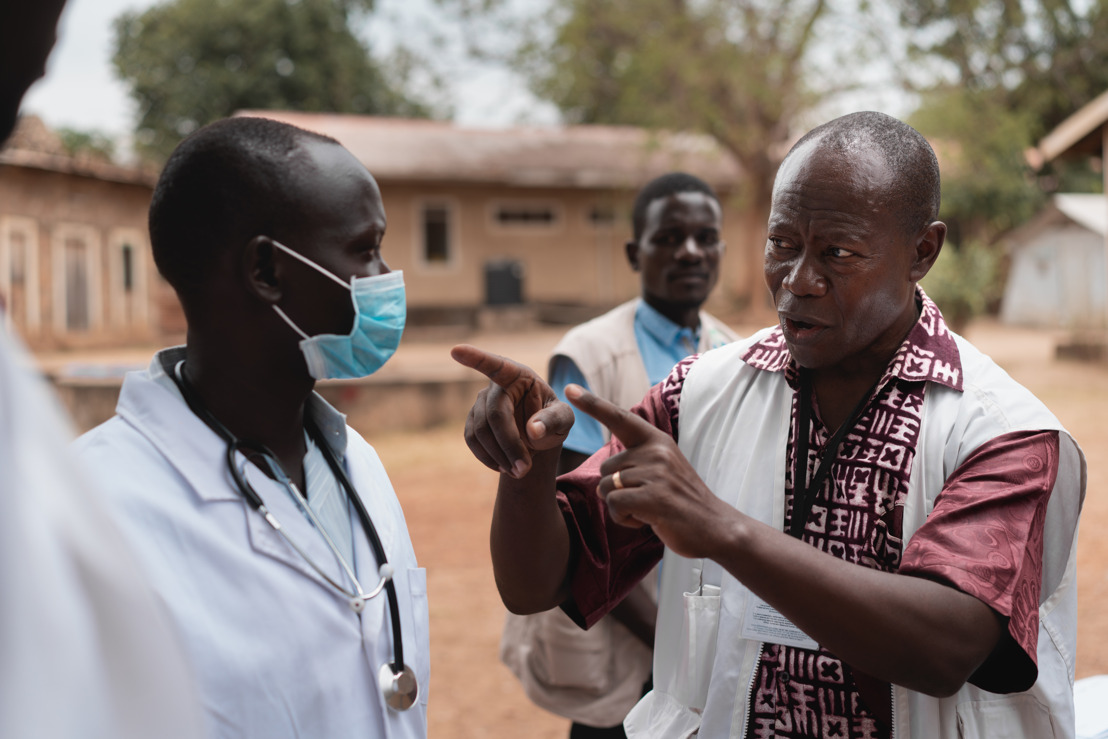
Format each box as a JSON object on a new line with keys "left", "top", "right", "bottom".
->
{"left": 779, "top": 672, "right": 791, "bottom": 684}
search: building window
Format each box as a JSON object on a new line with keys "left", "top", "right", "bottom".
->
{"left": 108, "top": 229, "right": 147, "bottom": 329}
{"left": 52, "top": 224, "right": 101, "bottom": 334}
{"left": 121, "top": 243, "right": 134, "bottom": 291}
{"left": 9, "top": 231, "right": 25, "bottom": 284}
{"left": 588, "top": 205, "right": 617, "bottom": 227}
{"left": 421, "top": 203, "right": 452, "bottom": 265}
{"left": 1, "top": 217, "right": 40, "bottom": 331}
{"left": 64, "top": 236, "right": 90, "bottom": 331}
{"left": 494, "top": 204, "right": 558, "bottom": 227}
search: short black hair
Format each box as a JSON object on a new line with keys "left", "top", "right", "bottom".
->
{"left": 783, "top": 111, "right": 941, "bottom": 237}
{"left": 631, "top": 172, "right": 719, "bottom": 241}
{"left": 148, "top": 116, "right": 339, "bottom": 300}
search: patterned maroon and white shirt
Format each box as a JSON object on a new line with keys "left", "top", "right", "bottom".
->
{"left": 556, "top": 292, "right": 1059, "bottom": 739}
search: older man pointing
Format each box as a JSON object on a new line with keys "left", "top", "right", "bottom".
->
{"left": 453, "top": 111, "right": 1085, "bottom": 739}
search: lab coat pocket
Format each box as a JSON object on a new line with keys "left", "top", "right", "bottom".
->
{"left": 405, "top": 567, "right": 430, "bottom": 707}
{"left": 672, "top": 584, "right": 721, "bottom": 711}
{"left": 955, "top": 695, "right": 1059, "bottom": 738}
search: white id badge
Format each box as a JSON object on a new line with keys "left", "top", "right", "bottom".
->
{"left": 741, "top": 596, "right": 819, "bottom": 650}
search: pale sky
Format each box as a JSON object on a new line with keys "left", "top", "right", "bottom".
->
{"left": 19, "top": 0, "right": 912, "bottom": 148}
{"left": 19, "top": 0, "right": 558, "bottom": 141}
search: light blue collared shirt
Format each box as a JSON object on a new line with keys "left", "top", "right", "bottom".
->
{"left": 551, "top": 300, "right": 712, "bottom": 456}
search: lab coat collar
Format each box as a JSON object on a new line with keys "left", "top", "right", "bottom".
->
{"left": 116, "top": 348, "right": 370, "bottom": 592}
{"left": 116, "top": 346, "right": 351, "bottom": 505}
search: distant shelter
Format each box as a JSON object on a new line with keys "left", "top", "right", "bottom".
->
{"left": 235, "top": 112, "right": 749, "bottom": 329}
{"left": 1000, "top": 194, "right": 1107, "bottom": 329}
{"left": 1029, "top": 88, "right": 1108, "bottom": 329}
{"left": 2, "top": 113, "right": 750, "bottom": 353}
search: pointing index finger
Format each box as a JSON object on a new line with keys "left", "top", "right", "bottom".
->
{"left": 565, "top": 384, "right": 658, "bottom": 448}
{"left": 451, "top": 344, "right": 528, "bottom": 388}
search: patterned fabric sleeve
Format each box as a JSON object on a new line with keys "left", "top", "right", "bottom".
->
{"left": 555, "top": 356, "right": 694, "bottom": 629}
{"left": 899, "top": 429, "right": 1060, "bottom": 693}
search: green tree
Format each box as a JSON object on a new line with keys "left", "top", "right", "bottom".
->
{"left": 442, "top": 0, "right": 875, "bottom": 310}
{"left": 909, "top": 88, "right": 1045, "bottom": 246}
{"left": 113, "top": 0, "right": 433, "bottom": 160}
{"left": 919, "top": 238, "right": 1002, "bottom": 332}
{"left": 896, "top": 0, "right": 1108, "bottom": 321}
{"left": 896, "top": 0, "right": 1108, "bottom": 213}
{"left": 56, "top": 127, "right": 117, "bottom": 161}
{"left": 897, "top": 0, "right": 1108, "bottom": 138}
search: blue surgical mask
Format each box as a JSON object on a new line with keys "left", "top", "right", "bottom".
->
{"left": 270, "top": 240, "right": 406, "bottom": 380}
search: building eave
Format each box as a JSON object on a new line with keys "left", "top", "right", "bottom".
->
{"left": 0, "top": 148, "right": 158, "bottom": 188}
{"left": 1032, "top": 88, "right": 1108, "bottom": 167}
{"left": 234, "top": 111, "right": 743, "bottom": 191}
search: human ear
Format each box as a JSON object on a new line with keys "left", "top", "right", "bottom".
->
{"left": 243, "top": 235, "right": 282, "bottom": 303}
{"left": 909, "top": 221, "right": 946, "bottom": 282}
{"left": 625, "top": 240, "right": 641, "bottom": 271}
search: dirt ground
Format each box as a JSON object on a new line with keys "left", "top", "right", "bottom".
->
{"left": 367, "top": 319, "right": 1108, "bottom": 738}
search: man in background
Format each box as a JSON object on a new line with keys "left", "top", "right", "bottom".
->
{"left": 0, "top": 3, "right": 203, "bottom": 737}
{"left": 500, "top": 172, "right": 739, "bottom": 738}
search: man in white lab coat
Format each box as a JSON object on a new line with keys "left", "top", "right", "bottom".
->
{"left": 0, "top": 3, "right": 204, "bottom": 738}
{"left": 74, "top": 116, "right": 429, "bottom": 738}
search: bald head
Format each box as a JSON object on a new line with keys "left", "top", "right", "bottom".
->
{"left": 149, "top": 116, "right": 342, "bottom": 303}
{"left": 781, "top": 111, "right": 941, "bottom": 238}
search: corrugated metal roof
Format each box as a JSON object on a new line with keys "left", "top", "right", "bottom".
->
{"left": 1055, "top": 193, "right": 1107, "bottom": 236}
{"left": 235, "top": 111, "right": 743, "bottom": 189}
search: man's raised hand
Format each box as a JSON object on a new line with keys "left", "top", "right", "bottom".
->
{"left": 451, "top": 345, "right": 574, "bottom": 478}
{"left": 565, "top": 384, "right": 737, "bottom": 560}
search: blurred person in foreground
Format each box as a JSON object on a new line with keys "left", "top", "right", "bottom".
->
{"left": 500, "top": 172, "right": 739, "bottom": 738}
{"left": 73, "top": 115, "right": 429, "bottom": 738}
{"left": 0, "top": 3, "right": 203, "bottom": 738}
{"left": 454, "top": 111, "right": 1085, "bottom": 738}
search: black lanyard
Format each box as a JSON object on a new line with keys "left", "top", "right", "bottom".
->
{"left": 789, "top": 371, "right": 880, "bottom": 539}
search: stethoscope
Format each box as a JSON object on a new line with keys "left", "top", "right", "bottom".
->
{"left": 167, "top": 359, "right": 419, "bottom": 711}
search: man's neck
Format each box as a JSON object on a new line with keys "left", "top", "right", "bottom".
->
{"left": 807, "top": 305, "right": 920, "bottom": 432}
{"left": 182, "top": 336, "right": 315, "bottom": 487}
{"left": 810, "top": 370, "right": 882, "bottom": 433}
{"left": 642, "top": 296, "right": 701, "bottom": 331}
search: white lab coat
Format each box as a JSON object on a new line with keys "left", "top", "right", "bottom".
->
{"left": 0, "top": 329, "right": 204, "bottom": 739}
{"left": 74, "top": 349, "right": 430, "bottom": 739}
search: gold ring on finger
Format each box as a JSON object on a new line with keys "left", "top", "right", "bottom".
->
{"left": 612, "top": 470, "right": 624, "bottom": 490}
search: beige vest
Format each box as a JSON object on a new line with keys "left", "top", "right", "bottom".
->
{"left": 500, "top": 299, "right": 739, "bottom": 727}
{"left": 549, "top": 299, "right": 740, "bottom": 439}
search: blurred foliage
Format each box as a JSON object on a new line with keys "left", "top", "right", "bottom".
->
{"left": 439, "top": 0, "right": 882, "bottom": 212}
{"left": 909, "top": 88, "right": 1046, "bottom": 247}
{"left": 112, "top": 0, "right": 434, "bottom": 161}
{"left": 56, "top": 128, "right": 117, "bottom": 161}
{"left": 898, "top": 0, "right": 1108, "bottom": 250}
{"left": 896, "top": 0, "right": 1108, "bottom": 138}
{"left": 436, "top": 0, "right": 892, "bottom": 307}
{"left": 921, "top": 240, "right": 1004, "bottom": 331}
{"left": 898, "top": 0, "right": 1108, "bottom": 324}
